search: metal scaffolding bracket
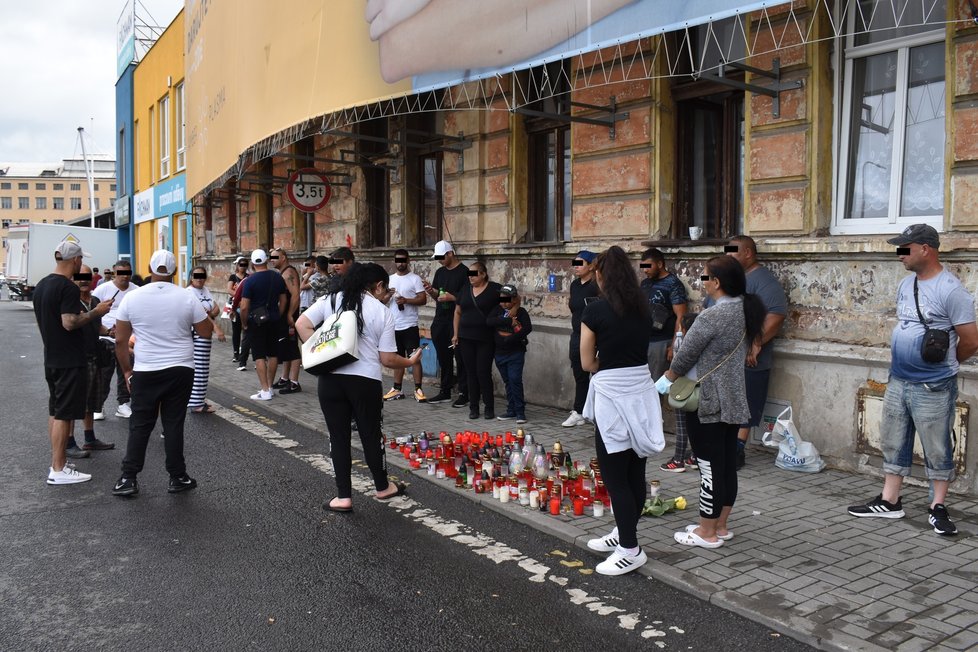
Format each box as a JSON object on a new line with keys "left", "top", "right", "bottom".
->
{"left": 513, "top": 96, "right": 629, "bottom": 140}
{"left": 272, "top": 151, "right": 394, "bottom": 171}
{"left": 699, "top": 58, "right": 804, "bottom": 119}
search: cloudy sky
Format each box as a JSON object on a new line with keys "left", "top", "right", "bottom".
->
{"left": 0, "top": 0, "right": 183, "bottom": 163}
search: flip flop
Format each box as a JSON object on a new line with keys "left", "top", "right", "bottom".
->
{"left": 674, "top": 530, "right": 724, "bottom": 549}
{"left": 376, "top": 481, "right": 407, "bottom": 500}
{"left": 685, "top": 523, "right": 734, "bottom": 541}
{"left": 324, "top": 499, "right": 353, "bottom": 513}
{"left": 191, "top": 404, "right": 217, "bottom": 414}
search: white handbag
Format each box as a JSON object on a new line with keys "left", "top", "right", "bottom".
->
{"left": 301, "top": 296, "right": 359, "bottom": 375}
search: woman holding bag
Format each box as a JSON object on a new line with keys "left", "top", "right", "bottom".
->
{"left": 580, "top": 246, "right": 664, "bottom": 576}
{"left": 656, "top": 255, "right": 765, "bottom": 548}
{"left": 295, "top": 263, "right": 423, "bottom": 513}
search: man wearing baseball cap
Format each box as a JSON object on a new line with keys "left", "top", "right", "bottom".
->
{"left": 239, "top": 248, "right": 289, "bottom": 401}
{"left": 420, "top": 240, "right": 469, "bottom": 405}
{"left": 110, "top": 250, "right": 212, "bottom": 497}
{"left": 848, "top": 225, "right": 978, "bottom": 536}
{"left": 33, "top": 241, "right": 113, "bottom": 485}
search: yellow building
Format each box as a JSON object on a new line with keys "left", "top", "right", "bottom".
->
{"left": 0, "top": 158, "right": 116, "bottom": 275}
{"left": 132, "top": 9, "right": 189, "bottom": 283}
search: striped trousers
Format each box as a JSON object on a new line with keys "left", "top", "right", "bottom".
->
{"left": 188, "top": 334, "right": 212, "bottom": 409}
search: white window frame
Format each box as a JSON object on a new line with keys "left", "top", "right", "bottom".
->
{"left": 832, "top": 4, "right": 946, "bottom": 235}
{"left": 148, "top": 107, "right": 155, "bottom": 183}
{"left": 35, "top": 197, "right": 46, "bottom": 210}
{"left": 159, "top": 95, "right": 170, "bottom": 179}
{"left": 175, "top": 82, "right": 186, "bottom": 171}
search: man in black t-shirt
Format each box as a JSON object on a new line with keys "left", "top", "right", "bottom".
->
{"left": 239, "top": 249, "right": 288, "bottom": 402}
{"left": 421, "top": 240, "right": 469, "bottom": 405}
{"left": 639, "top": 247, "right": 688, "bottom": 379}
{"left": 33, "top": 241, "right": 112, "bottom": 485}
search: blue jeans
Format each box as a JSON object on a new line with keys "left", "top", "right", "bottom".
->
{"left": 881, "top": 375, "right": 957, "bottom": 481}
{"left": 494, "top": 351, "right": 526, "bottom": 417}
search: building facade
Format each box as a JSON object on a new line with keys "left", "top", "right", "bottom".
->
{"left": 0, "top": 158, "right": 116, "bottom": 274}
{"left": 130, "top": 9, "right": 190, "bottom": 283}
{"left": 183, "top": 1, "right": 978, "bottom": 493}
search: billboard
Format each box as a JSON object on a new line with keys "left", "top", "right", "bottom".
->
{"left": 184, "top": 0, "right": 772, "bottom": 197}
{"left": 116, "top": 0, "right": 135, "bottom": 79}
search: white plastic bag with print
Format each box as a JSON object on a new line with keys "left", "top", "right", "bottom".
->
{"left": 763, "top": 406, "right": 825, "bottom": 473}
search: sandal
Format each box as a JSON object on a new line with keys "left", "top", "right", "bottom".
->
{"left": 191, "top": 404, "right": 217, "bottom": 414}
{"left": 324, "top": 498, "right": 353, "bottom": 513}
{"left": 686, "top": 523, "right": 734, "bottom": 541}
{"left": 674, "top": 530, "right": 724, "bottom": 549}
{"left": 376, "top": 481, "right": 407, "bottom": 500}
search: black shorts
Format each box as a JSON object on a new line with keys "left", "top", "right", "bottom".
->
{"left": 278, "top": 319, "right": 301, "bottom": 362}
{"left": 394, "top": 326, "right": 421, "bottom": 357}
{"left": 742, "top": 367, "right": 772, "bottom": 428}
{"left": 46, "top": 365, "right": 86, "bottom": 421}
{"left": 249, "top": 322, "right": 280, "bottom": 361}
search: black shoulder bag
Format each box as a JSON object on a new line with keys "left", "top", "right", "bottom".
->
{"left": 914, "top": 278, "right": 951, "bottom": 363}
{"left": 248, "top": 274, "right": 275, "bottom": 326}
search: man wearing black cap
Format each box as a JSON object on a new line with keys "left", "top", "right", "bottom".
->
{"left": 33, "top": 241, "right": 113, "bottom": 485}
{"left": 848, "top": 224, "right": 978, "bottom": 536}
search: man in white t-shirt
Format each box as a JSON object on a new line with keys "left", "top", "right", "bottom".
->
{"left": 110, "top": 250, "right": 212, "bottom": 498}
{"left": 383, "top": 249, "right": 428, "bottom": 402}
{"left": 92, "top": 259, "right": 136, "bottom": 420}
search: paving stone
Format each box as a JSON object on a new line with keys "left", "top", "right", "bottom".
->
{"left": 869, "top": 628, "right": 918, "bottom": 649}
{"left": 941, "top": 628, "right": 978, "bottom": 650}
{"left": 893, "top": 636, "right": 937, "bottom": 652}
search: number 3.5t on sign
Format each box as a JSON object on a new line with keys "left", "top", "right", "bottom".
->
{"left": 286, "top": 168, "right": 332, "bottom": 212}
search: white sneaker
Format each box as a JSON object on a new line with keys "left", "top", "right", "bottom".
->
{"left": 587, "top": 526, "right": 620, "bottom": 552}
{"left": 47, "top": 465, "right": 92, "bottom": 485}
{"left": 596, "top": 548, "right": 647, "bottom": 576}
{"left": 250, "top": 389, "right": 273, "bottom": 401}
{"left": 93, "top": 412, "right": 105, "bottom": 421}
{"left": 115, "top": 402, "right": 132, "bottom": 418}
{"left": 562, "top": 410, "right": 586, "bottom": 427}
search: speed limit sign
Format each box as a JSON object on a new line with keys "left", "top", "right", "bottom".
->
{"left": 285, "top": 168, "right": 332, "bottom": 212}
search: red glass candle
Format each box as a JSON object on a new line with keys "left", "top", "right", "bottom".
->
{"left": 573, "top": 496, "right": 584, "bottom": 516}
{"left": 549, "top": 494, "right": 561, "bottom": 515}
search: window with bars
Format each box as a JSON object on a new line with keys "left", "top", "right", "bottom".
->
{"left": 834, "top": 0, "right": 946, "bottom": 234}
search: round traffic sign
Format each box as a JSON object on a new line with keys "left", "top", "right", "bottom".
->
{"left": 285, "top": 168, "right": 332, "bottom": 212}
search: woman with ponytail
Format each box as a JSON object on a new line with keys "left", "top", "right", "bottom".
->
{"left": 657, "top": 255, "right": 765, "bottom": 549}
{"left": 296, "top": 262, "right": 423, "bottom": 513}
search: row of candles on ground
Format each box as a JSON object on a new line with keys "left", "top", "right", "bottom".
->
{"left": 389, "top": 428, "right": 616, "bottom": 517}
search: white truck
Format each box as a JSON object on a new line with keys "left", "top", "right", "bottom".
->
{"left": 5, "top": 223, "right": 119, "bottom": 300}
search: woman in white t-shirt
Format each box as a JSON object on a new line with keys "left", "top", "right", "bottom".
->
{"left": 296, "top": 262, "right": 423, "bottom": 513}
{"left": 187, "top": 266, "right": 226, "bottom": 413}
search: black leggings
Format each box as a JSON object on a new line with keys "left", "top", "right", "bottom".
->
{"left": 687, "top": 412, "right": 739, "bottom": 519}
{"left": 569, "top": 336, "right": 590, "bottom": 414}
{"left": 231, "top": 316, "right": 243, "bottom": 357}
{"left": 595, "top": 428, "right": 647, "bottom": 549}
{"left": 317, "top": 373, "right": 388, "bottom": 499}
{"left": 459, "top": 338, "right": 494, "bottom": 413}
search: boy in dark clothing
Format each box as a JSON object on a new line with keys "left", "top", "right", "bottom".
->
{"left": 487, "top": 284, "right": 532, "bottom": 423}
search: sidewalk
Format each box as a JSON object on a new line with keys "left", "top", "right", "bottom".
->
{"left": 208, "top": 342, "right": 978, "bottom": 652}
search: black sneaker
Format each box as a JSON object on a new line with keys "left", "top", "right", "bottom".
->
{"left": 112, "top": 476, "right": 139, "bottom": 497}
{"left": 452, "top": 395, "right": 469, "bottom": 408}
{"left": 272, "top": 378, "right": 290, "bottom": 390}
{"left": 168, "top": 474, "right": 198, "bottom": 494}
{"left": 928, "top": 504, "right": 958, "bottom": 536}
{"left": 847, "top": 494, "right": 905, "bottom": 519}
{"left": 65, "top": 446, "right": 91, "bottom": 459}
{"left": 497, "top": 412, "right": 516, "bottom": 421}
{"left": 279, "top": 381, "right": 302, "bottom": 395}
{"left": 468, "top": 411, "right": 480, "bottom": 420}
{"left": 735, "top": 447, "right": 745, "bottom": 470}
{"left": 426, "top": 392, "right": 452, "bottom": 404}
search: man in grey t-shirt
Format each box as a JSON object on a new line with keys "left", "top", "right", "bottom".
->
{"left": 725, "top": 236, "right": 787, "bottom": 469}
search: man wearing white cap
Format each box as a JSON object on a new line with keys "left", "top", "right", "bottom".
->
{"left": 110, "top": 250, "right": 212, "bottom": 497}
{"left": 238, "top": 248, "right": 288, "bottom": 401}
{"left": 33, "top": 241, "right": 113, "bottom": 485}
{"left": 420, "top": 240, "right": 469, "bottom": 405}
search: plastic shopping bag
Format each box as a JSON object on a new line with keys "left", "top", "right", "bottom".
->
{"left": 764, "top": 407, "right": 826, "bottom": 473}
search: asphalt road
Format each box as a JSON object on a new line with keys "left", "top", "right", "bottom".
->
{"left": 0, "top": 301, "right": 812, "bottom": 651}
